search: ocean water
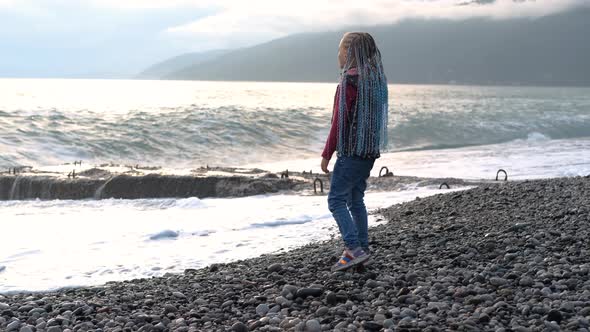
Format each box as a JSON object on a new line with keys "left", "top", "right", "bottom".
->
{"left": 1, "top": 78, "right": 589, "bottom": 293}
{"left": 1, "top": 79, "right": 589, "bottom": 169}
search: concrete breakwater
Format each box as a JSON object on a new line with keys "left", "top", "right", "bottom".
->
{"left": 0, "top": 163, "right": 498, "bottom": 201}
{"left": 0, "top": 174, "right": 299, "bottom": 201}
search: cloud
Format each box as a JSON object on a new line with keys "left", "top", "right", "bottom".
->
{"left": 87, "top": 0, "right": 211, "bottom": 10}
{"left": 166, "top": 0, "right": 590, "bottom": 46}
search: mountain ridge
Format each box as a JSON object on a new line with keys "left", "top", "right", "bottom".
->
{"left": 146, "top": 9, "right": 590, "bottom": 86}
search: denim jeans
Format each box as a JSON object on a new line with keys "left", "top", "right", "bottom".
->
{"left": 328, "top": 155, "right": 375, "bottom": 249}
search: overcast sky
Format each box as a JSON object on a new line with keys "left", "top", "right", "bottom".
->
{"left": 0, "top": 0, "right": 587, "bottom": 78}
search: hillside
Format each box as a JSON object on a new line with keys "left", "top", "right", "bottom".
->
{"left": 157, "top": 9, "right": 590, "bottom": 86}
{"left": 136, "top": 49, "right": 229, "bottom": 79}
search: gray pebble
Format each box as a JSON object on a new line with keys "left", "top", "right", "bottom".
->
{"left": 305, "top": 319, "right": 321, "bottom": 332}
{"left": 7, "top": 320, "right": 21, "bottom": 332}
{"left": 256, "top": 304, "right": 269, "bottom": 316}
{"left": 172, "top": 291, "right": 186, "bottom": 299}
{"left": 267, "top": 263, "right": 282, "bottom": 273}
{"left": 231, "top": 322, "right": 248, "bottom": 332}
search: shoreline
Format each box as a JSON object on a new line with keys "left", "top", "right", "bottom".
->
{"left": 1, "top": 176, "right": 589, "bottom": 331}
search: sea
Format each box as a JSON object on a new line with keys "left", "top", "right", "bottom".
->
{"left": 0, "top": 78, "right": 589, "bottom": 293}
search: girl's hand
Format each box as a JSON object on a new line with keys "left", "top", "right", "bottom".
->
{"left": 321, "top": 158, "right": 330, "bottom": 174}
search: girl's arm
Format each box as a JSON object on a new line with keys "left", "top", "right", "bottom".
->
{"left": 321, "top": 84, "right": 357, "bottom": 161}
{"left": 321, "top": 87, "right": 340, "bottom": 161}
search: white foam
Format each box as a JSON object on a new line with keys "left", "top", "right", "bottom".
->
{"left": 0, "top": 186, "right": 466, "bottom": 293}
{"left": 526, "top": 132, "right": 551, "bottom": 142}
{"left": 173, "top": 197, "right": 205, "bottom": 209}
{"left": 248, "top": 137, "right": 590, "bottom": 180}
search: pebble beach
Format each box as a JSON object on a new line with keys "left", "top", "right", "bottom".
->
{"left": 1, "top": 176, "right": 589, "bottom": 331}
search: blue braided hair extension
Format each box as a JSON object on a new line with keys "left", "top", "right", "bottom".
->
{"left": 337, "top": 32, "right": 388, "bottom": 158}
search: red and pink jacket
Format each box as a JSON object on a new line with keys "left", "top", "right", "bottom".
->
{"left": 321, "top": 74, "right": 358, "bottom": 161}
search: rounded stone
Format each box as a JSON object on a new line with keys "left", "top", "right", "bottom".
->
{"left": 305, "top": 319, "right": 321, "bottom": 332}
{"left": 362, "top": 321, "right": 383, "bottom": 331}
{"left": 401, "top": 308, "right": 417, "bottom": 318}
{"left": 231, "top": 322, "right": 248, "bottom": 332}
{"left": 519, "top": 276, "right": 534, "bottom": 287}
{"left": 547, "top": 309, "right": 563, "bottom": 323}
{"left": 383, "top": 319, "right": 395, "bottom": 328}
{"left": 7, "top": 320, "right": 21, "bottom": 332}
{"left": 296, "top": 288, "right": 323, "bottom": 298}
{"left": 315, "top": 306, "right": 329, "bottom": 316}
{"left": 326, "top": 292, "right": 338, "bottom": 306}
{"left": 267, "top": 263, "right": 282, "bottom": 273}
{"left": 490, "top": 277, "right": 508, "bottom": 286}
{"left": 256, "top": 304, "right": 269, "bottom": 316}
{"left": 164, "top": 304, "right": 178, "bottom": 314}
{"left": 172, "top": 292, "right": 186, "bottom": 299}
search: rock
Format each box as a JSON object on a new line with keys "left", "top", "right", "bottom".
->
{"left": 305, "top": 319, "right": 321, "bottom": 332}
{"left": 256, "top": 304, "right": 269, "bottom": 316}
{"left": 335, "top": 321, "right": 348, "bottom": 329}
{"left": 172, "top": 291, "right": 186, "bottom": 299}
{"left": 19, "top": 326, "right": 34, "bottom": 332}
{"left": 47, "top": 327, "right": 63, "bottom": 332}
{"left": 519, "top": 276, "right": 534, "bottom": 287}
{"left": 316, "top": 306, "right": 329, "bottom": 316}
{"left": 28, "top": 308, "right": 45, "bottom": 315}
{"left": 0, "top": 303, "right": 9, "bottom": 310}
{"left": 490, "top": 277, "right": 508, "bottom": 286}
{"left": 326, "top": 292, "right": 338, "bottom": 306}
{"left": 547, "top": 309, "right": 563, "bottom": 323}
{"left": 478, "top": 314, "right": 491, "bottom": 324}
{"left": 365, "top": 280, "right": 379, "bottom": 288}
{"left": 282, "top": 284, "right": 298, "bottom": 296}
{"left": 397, "top": 288, "right": 410, "bottom": 296}
{"left": 544, "top": 320, "right": 560, "bottom": 331}
{"left": 362, "top": 321, "right": 383, "bottom": 331}
{"left": 164, "top": 304, "right": 178, "bottom": 314}
{"left": 401, "top": 308, "right": 417, "bottom": 318}
{"left": 17, "top": 305, "right": 33, "bottom": 312}
{"left": 267, "top": 263, "right": 282, "bottom": 273}
{"left": 374, "top": 313, "right": 386, "bottom": 323}
{"left": 383, "top": 319, "right": 395, "bottom": 328}
{"left": 275, "top": 296, "right": 289, "bottom": 306}
{"left": 7, "top": 320, "right": 21, "bottom": 331}
{"left": 296, "top": 288, "right": 323, "bottom": 298}
{"left": 231, "top": 322, "right": 249, "bottom": 332}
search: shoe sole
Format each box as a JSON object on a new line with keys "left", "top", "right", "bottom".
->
{"left": 362, "top": 257, "right": 373, "bottom": 266}
{"left": 331, "top": 255, "right": 370, "bottom": 272}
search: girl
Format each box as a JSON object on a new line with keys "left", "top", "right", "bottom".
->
{"left": 321, "top": 32, "right": 388, "bottom": 272}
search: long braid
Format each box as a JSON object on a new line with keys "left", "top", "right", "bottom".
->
{"left": 337, "top": 33, "right": 388, "bottom": 158}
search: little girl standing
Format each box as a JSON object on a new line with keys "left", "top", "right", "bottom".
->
{"left": 321, "top": 32, "right": 388, "bottom": 271}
